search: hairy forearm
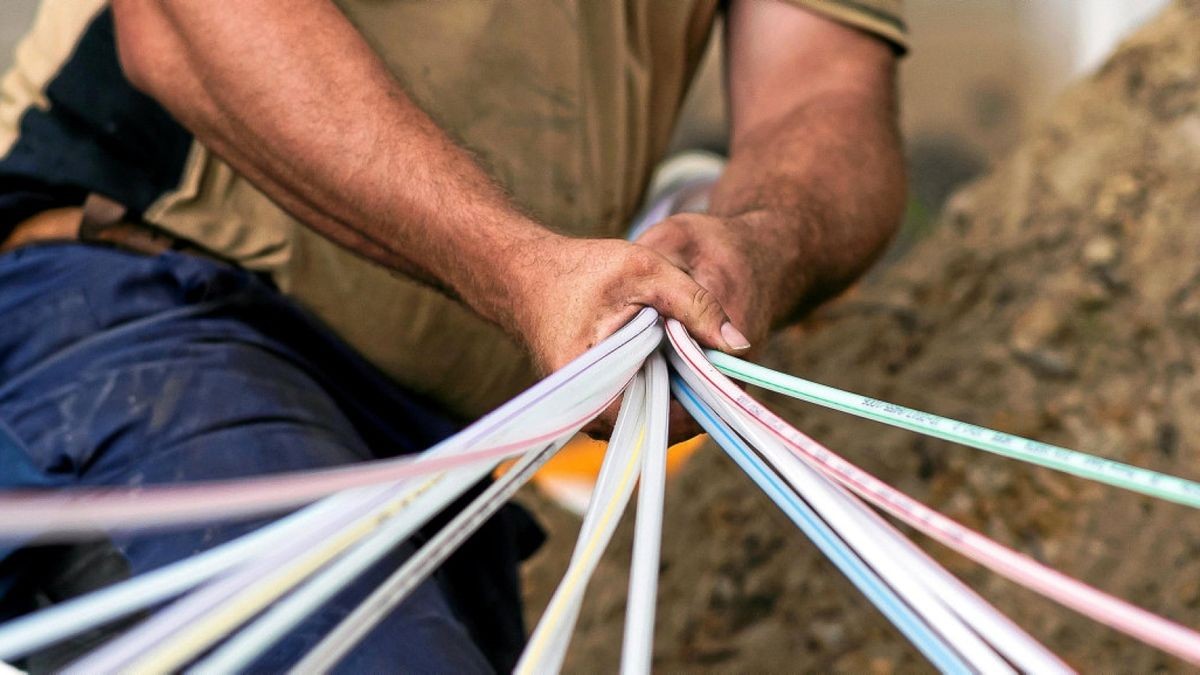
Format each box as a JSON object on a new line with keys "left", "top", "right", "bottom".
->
{"left": 112, "top": 0, "right": 557, "bottom": 331}
{"left": 711, "top": 0, "right": 906, "bottom": 329}
{"left": 709, "top": 87, "right": 905, "bottom": 325}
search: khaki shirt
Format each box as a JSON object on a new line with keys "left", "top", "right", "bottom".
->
{"left": 1, "top": 0, "right": 905, "bottom": 419}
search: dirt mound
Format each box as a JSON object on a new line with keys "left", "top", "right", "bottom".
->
{"left": 519, "top": 1, "right": 1200, "bottom": 670}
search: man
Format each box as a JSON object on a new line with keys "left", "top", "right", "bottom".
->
{"left": 0, "top": 0, "right": 906, "bottom": 671}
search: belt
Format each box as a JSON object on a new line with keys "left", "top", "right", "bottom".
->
{"left": 0, "top": 193, "right": 219, "bottom": 260}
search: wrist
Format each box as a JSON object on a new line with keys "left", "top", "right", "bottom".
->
{"left": 728, "top": 209, "right": 811, "bottom": 325}
{"left": 451, "top": 222, "right": 569, "bottom": 337}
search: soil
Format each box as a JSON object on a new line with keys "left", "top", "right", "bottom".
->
{"left": 518, "top": 1, "right": 1200, "bottom": 671}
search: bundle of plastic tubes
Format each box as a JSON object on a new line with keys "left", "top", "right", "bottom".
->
{"left": 2, "top": 305, "right": 1200, "bottom": 673}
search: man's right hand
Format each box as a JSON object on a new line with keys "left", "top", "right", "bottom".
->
{"left": 508, "top": 235, "right": 749, "bottom": 376}
{"left": 502, "top": 235, "right": 751, "bottom": 441}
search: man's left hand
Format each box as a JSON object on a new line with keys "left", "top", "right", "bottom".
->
{"left": 637, "top": 211, "right": 781, "bottom": 354}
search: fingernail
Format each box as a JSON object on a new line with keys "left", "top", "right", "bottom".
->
{"left": 721, "top": 322, "right": 751, "bottom": 351}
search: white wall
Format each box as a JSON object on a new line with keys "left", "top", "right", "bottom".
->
{"left": 1074, "top": 0, "right": 1171, "bottom": 74}
{"left": 1019, "top": 0, "right": 1170, "bottom": 113}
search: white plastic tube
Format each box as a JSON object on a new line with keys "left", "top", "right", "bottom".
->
{"left": 516, "top": 369, "right": 650, "bottom": 675}
{"left": 671, "top": 375, "right": 970, "bottom": 673}
{"left": 0, "top": 492, "right": 355, "bottom": 661}
{"left": 287, "top": 434, "right": 573, "bottom": 674}
{"left": 670, "top": 354, "right": 1012, "bottom": 674}
{"left": 0, "top": 312, "right": 661, "bottom": 540}
{"left": 666, "top": 318, "right": 1200, "bottom": 665}
{"left": 65, "top": 311, "right": 662, "bottom": 673}
{"left": 197, "top": 434, "right": 576, "bottom": 674}
{"left": 619, "top": 353, "right": 669, "bottom": 675}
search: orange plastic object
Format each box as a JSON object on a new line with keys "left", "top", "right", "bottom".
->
{"left": 498, "top": 434, "right": 706, "bottom": 513}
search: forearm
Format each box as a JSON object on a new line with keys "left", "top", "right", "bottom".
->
{"left": 112, "top": 0, "right": 557, "bottom": 332}
{"left": 708, "top": 87, "right": 905, "bottom": 325}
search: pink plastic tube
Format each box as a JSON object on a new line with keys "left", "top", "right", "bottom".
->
{"left": 666, "top": 319, "right": 1200, "bottom": 666}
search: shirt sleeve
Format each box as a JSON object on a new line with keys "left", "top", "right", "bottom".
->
{"left": 778, "top": 0, "right": 908, "bottom": 54}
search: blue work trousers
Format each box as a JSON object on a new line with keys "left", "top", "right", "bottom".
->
{"left": 0, "top": 243, "right": 538, "bottom": 673}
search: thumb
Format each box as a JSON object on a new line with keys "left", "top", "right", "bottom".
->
{"left": 643, "top": 265, "right": 751, "bottom": 353}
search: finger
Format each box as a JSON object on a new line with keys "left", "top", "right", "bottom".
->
{"left": 642, "top": 264, "right": 751, "bottom": 354}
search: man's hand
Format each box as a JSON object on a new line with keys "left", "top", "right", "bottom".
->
{"left": 505, "top": 235, "right": 750, "bottom": 442}
{"left": 509, "top": 235, "right": 750, "bottom": 376}
{"left": 635, "top": 212, "right": 799, "bottom": 444}
{"left": 636, "top": 212, "right": 777, "bottom": 354}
